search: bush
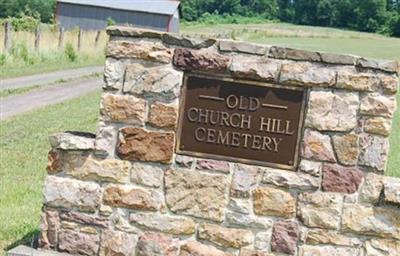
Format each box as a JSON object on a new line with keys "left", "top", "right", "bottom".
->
{"left": 64, "top": 43, "right": 78, "bottom": 62}
{"left": 0, "top": 54, "right": 6, "bottom": 66}
{"left": 10, "top": 42, "right": 36, "bottom": 64}
{"left": 4, "top": 15, "right": 40, "bottom": 32}
{"left": 107, "top": 17, "right": 116, "bottom": 26}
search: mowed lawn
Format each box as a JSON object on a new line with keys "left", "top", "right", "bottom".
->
{"left": 0, "top": 23, "right": 399, "bottom": 254}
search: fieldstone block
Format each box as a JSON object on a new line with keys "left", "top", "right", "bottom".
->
{"left": 131, "top": 162, "right": 164, "bottom": 188}
{"left": 219, "top": 40, "right": 268, "bottom": 55}
{"left": 279, "top": 61, "right": 336, "bottom": 87}
{"left": 179, "top": 241, "right": 233, "bottom": 256}
{"left": 299, "top": 245, "right": 359, "bottom": 256}
{"left": 305, "top": 229, "right": 362, "bottom": 247}
{"left": 225, "top": 211, "right": 273, "bottom": 229}
{"left": 253, "top": 187, "right": 296, "bottom": 218}
{"left": 298, "top": 159, "right": 322, "bottom": 177}
{"left": 383, "top": 177, "right": 400, "bottom": 204}
{"left": 173, "top": 48, "right": 231, "bottom": 73}
{"left": 44, "top": 176, "right": 101, "bottom": 212}
{"left": 130, "top": 212, "right": 196, "bottom": 235}
{"left": 254, "top": 231, "right": 272, "bottom": 251}
{"left": 148, "top": 102, "right": 178, "bottom": 129}
{"left": 59, "top": 211, "right": 108, "bottom": 228}
{"left": 356, "top": 57, "right": 399, "bottom": 73}
{"left": 359, "top": 172, "right": 384, "bottom": 204}
{"left": 107, "top": 26, "right": 164, "bottom": 39}
{"left": 117, "top": 127, "right": 174, "bottom": 164}
{"left": 305, "top": 91, "right": 359, "bottom": 132}
{"left": 137, "top": 232, "right": 179, "bottom": 256}
{"left": 301, "top": 130, "right": 336, "bottom": 162}
{"left": 99, "top": 230, "right": 138, "bottom": 256}
{"left": 230, "top": 164, "right": 260, "bottom": 198}
{"left": 227, "top": 198, "right": 251, "bottom": 214}
{"left": 124, "top": 64, "right": 183, "bottom": 100}
{"left": 100, "top": 94, "right": 146, "bottom": 124}
{"left": 360, "top": 93, "right": 396, "bottom": 118}
{"left": 103, "top": 184, "right": 161, "bottom": 211}
{"left": 269, "top": 46, "right": 321, "bottom": 62}
{"left": 196, "top": 159, "right": 230, "bottom": 174}
{"left": 297, "top": 192, "right": 343, "bottom": 229}
{"left": 364, "top": 238, "right": 400, "bottom": 256}
{"left": 240, "top": 249, "right": 275, "bottom": 256}
{"left": 320, "top": 52, "right": 356, "bottom": 65}
{"left": 322, "top": 164, "right": 363, "bottom": 194}
{"left": 332, "top": 133, "right": 359, "bottom": 166}
{"left": 380, "top": 74, "right": 399, "bottom": 94}
{"left": 229, "top": 56, "right": 280, "bottom": 82}
{"left": 47, "top": 149, "right": 62, "bottom": 174}
{"left": 165, "top": 168, "right": 228, "bottom": 222}
{"left": 198, "top": 223, "right": 254, "bottom": 249}
{"left": 58, "top": 229, "right": 100, "bottom": 256}
{"left": 262, "top": 167, "right": 319, "bottom": 190}
{"left": 271, "top": 220, "right": 299, "bottom": 255}
{"left": 94, "top": 124, "right": 118, "bottom": 157}
{"left": 106, "top": 40, "right": 172, "bottom": 63}
{"left": 104, "top": 58, "right": 128, "bottom": 91}
{"left": 341, "top": 204, "right": 400, "bottom": 239}
{"left": 163, "top": 33, "right": 216, "bottom": 49}
{"left": 49, "top": 132, "right": 95, "bottom": 151}
{"left": 359, "top": 134, "right": 389, "bottom": 171}
{"left": 175, "top": 155, "right": 195, "bottom": 168}
{"left": 39, "top": 209, "right": 60, "bottom": 249}
{"left": 68, "top": 156, "right": 130, "bottom": 183}
{"left": 364, "top": 116, "right": 392, "bottom": 136}
{"left": 336, "top": 69, "right": 380, "bottom": 92}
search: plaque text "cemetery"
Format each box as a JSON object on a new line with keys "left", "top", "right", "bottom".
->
{"left": 176, "top": 74, "right": 306, "bottom": 170}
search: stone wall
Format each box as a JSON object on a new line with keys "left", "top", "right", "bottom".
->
{"left": 39, "top": 26, "right": 400, "bottom": 256}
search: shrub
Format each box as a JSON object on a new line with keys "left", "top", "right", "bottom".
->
{"left": 4, "top": 15, "right": 40, "bottom": 32}
{"left": 10, "top": 42, "right": 36, "bottom": 64}
{"left": 64, "top": 43, "right": 78, "bottom": 62}
{"left": 0, "top": 54, "right": 6, "bottom": 66}
{"left": 107, "top": 17, "right": 116, "bottom": 26}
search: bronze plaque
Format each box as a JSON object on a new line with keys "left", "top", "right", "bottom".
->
{"left": 176, "top": 74, "right": 306, "bottom": 170}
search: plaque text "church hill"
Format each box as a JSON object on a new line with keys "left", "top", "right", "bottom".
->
{"left": 177, "top": 75, "right": 306, "bottom": 170}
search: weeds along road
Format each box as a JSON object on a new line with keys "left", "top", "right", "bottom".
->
{"left": 0, "top": 66, "right": 103, "bottom": 90}
{"left": 0, "top": 78, "right": 102, "bottom": 120}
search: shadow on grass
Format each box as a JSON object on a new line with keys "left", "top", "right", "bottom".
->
{"left": 6, "top": 229, "right": 39, "bottom": 252}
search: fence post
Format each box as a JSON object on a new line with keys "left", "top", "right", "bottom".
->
{"left": 78, "top": 28, "right": 82, "bottom": 51}
{"left": 94, "top": 30, "right": 101, "bottom": 47}
{"left": 35, "top": 27, "right": 41, "bottom": 51}
{"left": 4, "top": 22, "right": 12, "bottom": 53}
{"left": 58, "top": 27, "right": 64, "bottom": 49}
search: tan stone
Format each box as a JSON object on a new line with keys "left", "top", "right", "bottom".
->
{"left": 117, "top": 127, "right": 174, "bottom": 164}
{"left": 299, "top": 245, "right": 359, "bottom": 256}
{"left": 99, "top": 230, "right": 138, "bottom": 256}
{"left": 332, "top": 133, "right": 359, "bottom": 165}
{"left": 80, "top": 227, "right": 98, "bottom": 235}
{"left": 305, "top": 229, "right": 362, "bottom": 247}
{"left": 253, "top": 187, "right": 296, "bottom": 218}
{"left": 380, "top": 74, "right": 399, "bottom": 94}
{"left": 137, "top": 232, "right": 180, "bottom": 256}
{"left": 383, "top": 177, "right": 400, "bottom": 205}
{"left": 179, "top": 241, "right": 233, "bottom": 256}
{"left": 297, "top": 192, "right": 343, "bottom": 229}
{"left": 230, "top": 56, "right": 280, "bottom": 82}
{"left": 360, "top": 93, "right": 396, "bottom": 118}
{"left": 131, "top": 162, "right": 164, "bottom": 188}
{"left": 68, "top": 156, "right": 130, "bottom": 183}
{"left": 336, "top": 69, "right": 380, "bottom": 92}
{"left": 49, "top": 132, "right": 95, "bottom": 151}
{"left": 365, "top": 238, "right": 400, "bottom": 256}
{"left": 301, "top": 130, "right": 336, "bottom": 162}
{"left": 39, "top": 209, "right": 60, "bottom": 249}
{"left": 198, "top": 223, "right": 254, "bottom": 249}
{"left": 341, "top": 204, "right": 400, "bottom": 239}
{"left": 359, "top": 172, "right": 383, "bottom": 204}
{"left": 47, "top": 149, "right": 62, "bottom": 174}
{"left": 279, "top": 61, "right": 336, "bottom": 87}
{"left": 103, "top": 184, "right": 161, "bottom": 211}
{"left": 106, "top": 40, "right": 172, "bottom": 63}
{"left": 240, "top": 249, "right": 276, "bottom": 256}
{"left": 44, "top": 176, "right": 101, "bottom": 213}
{"left": 364, "top": 116, "right": 392, "bottom": 137}
{"left": 129, "top": 212, "right": 196, "bottom": 235}
{"left": 100, "top": 94, "right": 146, "bottom": 124}
{"left": 219, "top": 40, "right": 268, "bottom": 55}
{"left": 165, "top": 168, "right": 229, "bottom": 222}
{"left": 305, "top": 91, "right": 359, "bottom": 132}
{"left": 148, "top": 102, "right": 178, "bottom": 129}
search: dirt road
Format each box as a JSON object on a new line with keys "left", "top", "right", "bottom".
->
{"left": 0, "top": 78, "right": 102, "bottom": 120}
{"left": 0, "top": 66, "right": 103, "bottom": 90}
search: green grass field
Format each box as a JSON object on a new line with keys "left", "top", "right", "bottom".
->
{"left": 0, "top": 22, "right": 399, "bottom": 254}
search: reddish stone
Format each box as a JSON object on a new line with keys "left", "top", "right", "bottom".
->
{"left": 196, "top": 159, "right": 230, "bottom": 174}
{"left": 117, "top": 127, "right": 174, "bottom": 164}
{"left": 137, "top": 232, "right": 179, "bottom": 256}
{"left": 173, "top": 48, "right": 230, "bottom": 73}
{"left": 47, "top": 149, "right": 62, "bottom": 174}
{"left": 59, "top": 211, "right": 109, "bottom": 228}
{"left": 39, "top": 209, "right": 60, "bottom": 249}
{"left": 322, "top": 164, "right": 363, "bottom": 194}
{"left": 58, "top": 229, "right": 100, "bottom": 256}
{"left": 271, "top": 220, "right": 299, "bottom": 255}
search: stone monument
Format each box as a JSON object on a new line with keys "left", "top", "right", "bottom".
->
{"left": 39, "top": 26, "right": 400, "bottom": 256}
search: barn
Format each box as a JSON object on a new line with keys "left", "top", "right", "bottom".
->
{"left": 55, "top": 0, "right": 181, "bottom": 32}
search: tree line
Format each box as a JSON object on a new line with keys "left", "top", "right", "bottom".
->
{"left": 0, "top": 0, "right": 399, "bottom": 37}
{"left": 181, "top": 0, "right": 400, "bottom": 37}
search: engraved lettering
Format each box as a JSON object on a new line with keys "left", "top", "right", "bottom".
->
{"left": 231, "top": 132, "right": 240, "bottom": 147}
{"left": 194, "top": 127, "right": 206, "bottom": 142}
{"left": 187, "top": 108, "right": 198, "bottom": 122}
{"left": 226, "top": 95, "right": 238, "bottom": 109}
{"left": 262, "top": 136, "right": 273, "bottom": 151}
{"left": 217, "top": 130, "right": 229, "bottom": 144}
{"left": 249, "top": 97, "right": 260, "bottom": 111}
{"left": 242, "top": 133, "right": 252, "bottom": 148}
{"left": 207, "top": 129, "right": 216, "bottom": 143}
{"left": 273, "top": 137, "right": 283, "bottom": 152}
